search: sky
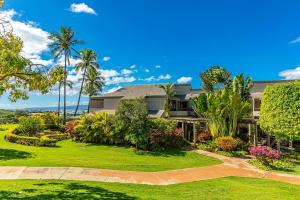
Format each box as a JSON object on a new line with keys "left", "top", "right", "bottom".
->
{"left": 1, "top": 0, "right": 300, "bottom": 109}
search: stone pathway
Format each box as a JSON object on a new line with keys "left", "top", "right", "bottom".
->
{"left": 0, "top": 150, "right": 300, "bottom": 185}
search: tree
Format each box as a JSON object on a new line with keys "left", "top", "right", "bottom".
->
{"left": 159, "top": 83, "right": 175, "bottom": 118}
{"left": 83, "top": 68, "right": 105, "bottom": 112}
{"left": 260, "top": 81, "right": 300, "bottom": 143}
{"left": 74, "top": 49, "right": 99, "bottom": 116}
{"left": 49, "top": 26, "right": 82, "bottom": 124}
{"left": 232, "top": 73, "right": 253, "bottom": 101}
{"left": 199, "top": 66, "right": 231, "bottom": 92}
{"left": 0, "top": 33, "right": 52, "bottom": 101}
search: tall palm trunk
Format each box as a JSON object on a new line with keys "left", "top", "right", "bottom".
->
{"left": 63, "top": 53, "right": 67, "bottom": 124}
{"left": 74, "top": 66, "right": 87, "bottom": 116}
{"left": 57, "top": 82, "right": 61, "bottom": 116}
{"left": 88, "top": 95, "right": 91, "bottom": 113}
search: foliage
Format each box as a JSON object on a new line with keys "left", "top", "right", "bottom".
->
{"left": 259, "top": 81, "right": 300, "bottom": 140}
{"left": 197, "top": 140, "right": 218, "bottom": 152}
{"left": 148, "top": 118, "right": 177, "bottom": 132}
{"left": 74, "top": 112, "right": 115, "bottom": 144}
{"left": 215, "top": 136, "right": 238, "bottom": 152}
{"left": 33, "top": 112, "right": 63, "bottom": 130}
{"left": 192, "top": 93, "right": 207, "bottom": 117}
{"left": 149, "top": 128, "right": 187, "bottom": 150}
{"left": 5, "top": 133, "right": 56, "bottom": 147}
{"left": 199, "top": 66, "right": 231, "bottom": 92}
{"left": 159, "top": 83, "right": 175, "bottom": 118}
{"left": 218, "top": 150, "right": 248, "bottom": 157}
{"left": 115, "top": 98, "right": 149, "bottom": 149}
{"left": 74, "top": 49, "right": 100, "bottom": 116}
{"left": 0, "top": 109, "right": 29, "bottom": 124}
{"left": 249, "top": 146, "right": 280, "bottom": 165}
{"left": 14, "top": 116, "right": 44, "bottom": 136}
{"left": 0, "top": 33, "right": 52, "bottom": 101}
{"left": 197, "top": 131, "right": 212, "bottom": 142}
{"left": 64, "top": 120, "right": 79, "bottom": 137}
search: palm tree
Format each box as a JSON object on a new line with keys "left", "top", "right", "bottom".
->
{"left": 83, "top": 68, "right": 105, "bottom": 112}
{"left": 49, "top": 26, "right": 82, "bottom": 124}
{"left": 159, "top": 83, "right": 175, "bottom": 118}
{"left": 74, "top": 49, "right": 99, "bottom": 116}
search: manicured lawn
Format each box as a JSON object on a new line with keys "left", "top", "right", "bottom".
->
{"left": 0, "top": 124, "right": 221, "bottom": 171}
{"left": 0, "top": 177, "right": 299, "bottom": 199}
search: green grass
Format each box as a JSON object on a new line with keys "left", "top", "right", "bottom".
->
{"left": 0, "top": 124, "right": 221, "bottom": 171}
{"left": 0, "top": 177, "right": 299, "bottom": 199}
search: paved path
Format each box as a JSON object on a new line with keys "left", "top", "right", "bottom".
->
{"left": 0, "top": 150, "right": 300, "bottom": 185}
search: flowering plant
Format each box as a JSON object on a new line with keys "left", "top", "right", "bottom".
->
{"left": 249, "top": 146, "right": 280, "bottom": 165}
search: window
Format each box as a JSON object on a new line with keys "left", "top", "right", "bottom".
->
{"left": 180, "top": 101, "right": 188, "bottom": 110}
{"left": 89, "top": 99, "right": 104, "bottom": 108}
{"left": 254, "top": 98, "right": 261, "bottom": 111}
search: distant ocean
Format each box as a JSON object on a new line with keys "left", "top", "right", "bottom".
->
{"left": 23, "top": 105, "right": 88, "bottom": 114}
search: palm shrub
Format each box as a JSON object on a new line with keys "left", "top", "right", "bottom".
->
{"left": 14, "top": 116, "right": 44, "bottom": 136}
{"left": 74, "top": 112, "right": 115, "bottom": 144}
{"left": 159, "top": 83, "right": 175, "bottom": 118}
{"left": 115, "top": 98, "right": 149, "bottom": 149}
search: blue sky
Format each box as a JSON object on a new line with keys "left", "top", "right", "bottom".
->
{"left": 1, "top": 0, "right": 300, "bottom": 108}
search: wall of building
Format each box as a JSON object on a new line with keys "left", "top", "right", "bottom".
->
{"left": 146, "top": 97, "right": 164, "bottom": 110}
{"left": 103, "top": 98, "right": 121, "bottom": 110}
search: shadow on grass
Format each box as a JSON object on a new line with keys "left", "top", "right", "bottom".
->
{"left": 0, "top": 182, "right": 138, "bottom": 200}
{"left": 0, "top": 148, "right": 32, "bottom": 161}
{"left": 135, "top": 149, "right": 187, "bottom": 157}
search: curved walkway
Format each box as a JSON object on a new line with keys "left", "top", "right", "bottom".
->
{"left": 0, "top": 150, "right": 300, "bottom": 185}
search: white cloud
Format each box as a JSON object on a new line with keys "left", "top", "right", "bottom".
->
{"left": 102, "top": 56, "right": 110, "bottom": 62}
{"left": 158, "top": 74, "right": 171, "bottom": 80}
{"left": 129, "top": 64, "right": 136, "bottom": 69}
{"left": 290, "top": 37, "right": 300, "bottom": 44}
{"left": 70, "top": 3, "right": 97, "bottom": 15}
{"left": 106, "top": 76, "right": 136, "bottom": 85}
{"left": 279, "top": 67, "right": 300, "bottom": 80}
{"left": 121, "top": 69, "right": 133, "bottom": 75}
{"left": 145, "top": 69, "right": 150, "bottom": 73}
{"left": 144, "top": 74, "right": 172, "bottom": 82}
{"left": 0, "top": 9, "right": 53, "bottom": 66}
{"left": 57, "top": 56, "right": 81, "bottom": 66}
{"left": 144, "top": 76, "right": 156, "bottom": 82}
{"left": 155, "top": 65, "right": 161, "bottom": 69}
{"left": 177, "top": 76, "right": 192, "bottom": 84}
{"left": 100, "top": 69, "right": 119, "bottom": 78}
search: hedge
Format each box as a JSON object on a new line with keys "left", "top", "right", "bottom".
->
{"left": 260, "top": 81, "right": 300, "bottom": 140}
{"left": 5, "top": 133, "right": 57, "bottom": 147}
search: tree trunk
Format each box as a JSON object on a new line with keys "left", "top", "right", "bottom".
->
{"left": 276, "top": 138, "right": 281, "bottom": 152}
{"left": 87, "top": 95, "right": 91, "bottom": 113}
{"left": 63, "top": 53, "right": 67, "bottom": 124}
{"left": 74, "top": 67, "right": 87, "bottom": 116}
{"left": 57, "top": 82, "right": 61, "bottom": 116}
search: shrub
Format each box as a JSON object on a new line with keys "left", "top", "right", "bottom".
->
{"left": 115, "top": 98, "right": 149, "bottom": 149}
{"left": 260, "top": 81, "right": 300, "bottom": 140}
{"left": 149, "top": 128, "right": 187, "bottom": 150}
{"left": 64, "top": 120, "right": 79, "bottom": 137}
{"left": 197, "top": 131, "right": 212, "bottom": 142}
{"left": 34, "top": 112, "right": 63, "bottom": 130}
{"left": 215, "top": 136, "right": 238, "bottom": 151}
{"left": 15, "top": 116, "right": 44, "bottom": 136}
{"left": 198, "top": 140, "right": 218, "bottom": 152}
{"left": 5, "top": 133, "right": 56, "bottom": 147}
{"left": 74, "top": 112, "right": 115, "bottom": 144}
{"left": 148, "top": 118, "right": 177, "bottom": 132}
{"left": 249, "top": 146, "right": 280, "bottom": 165}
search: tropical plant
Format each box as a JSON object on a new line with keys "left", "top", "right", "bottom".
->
{"left": 148, "top": 118, "right": 177, "bottom": 132}
{"left": 215, "top": 136, "right": 238, "bottom": 151}
{"left": 199, "top": 66, "right": 231, "bottom": 92}
{"left": 82, "top": 68, "right": 105, "bottom": 112}
{"left": 159, "top": 83, "right": 175, "bottom": 118}
{"left": 74, "top": 49, "right": 100, "bottom": 116}
{"left": 115, "top": 98, "right": 149, "bottom": 149}
{"left": 14, "top": 116, "right": 45, "bottom": 137}
{"left": 249, "top": 146, "right": 280, "bottom": 165}
{"left": 231, "top": 73, "right": 253, "bottom": 101}
{"left": 49, "top": 26, "right": 82, "bottom": 124}
{"left": 260, "top": 81, "right": 300, "bottom": 141}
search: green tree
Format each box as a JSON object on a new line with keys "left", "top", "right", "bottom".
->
{"left": 74, "top": 49, "right": 100, "bottom": 116}
{"left": 232, "top": 73, "right": 253, "bottom": 101}
{"left": 159, "top": 83, "right": 175, "bottom": 118}
{"left": 83, "top": 68, "right": 105, "bottom": 112}
{"left": 49, "top": 26, "right": 82, "bottom": 124}
{"left": 0, "top": 33, "right": 52, "bottom": 101}
{"left": 199, "top": 66, "right": 231, "bottom": 92}
{"left": 260, "top": 81, "right": 300, "bottom": 142}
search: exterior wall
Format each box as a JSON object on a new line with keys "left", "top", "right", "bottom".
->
{"left": 103, "top": 98, "right": 121, "bottom": 110}
{"left": 146, "top": 97, "right": 164, "bottom": 110}
{"left": 170, "top": 111, "right": 195, "bottom": 117}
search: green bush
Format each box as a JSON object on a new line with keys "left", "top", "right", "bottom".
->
{"left": 148, "top": 118, "right": 177, "bottom": 132}
{"left": 74, "top": 112, "right": 115, "bottom": 144}
{"left": 5, "top": 133, "right": 56, "bottom": 147}
{"left": 215, "top": 136, "right": 238, "bottom": 151}
{"left": 15, "top": 116, "right": 44, "bottom": 136}
{"left": 34, "top": 112, "right": 63, "bottom": 130}
{"left": 260, "top": 81, "right": 300, "bottom": 140}
{"left": 115, "top": 98, "right": 149, "bottom": 149}
{"left": 197, "top": 140, "right": 218, "bottom": 152}
{"left": 197, "top": 131, "right": 212, "bottom": 142}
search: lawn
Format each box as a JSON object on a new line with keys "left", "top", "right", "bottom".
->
{"left": 0, "top": 124, "right": 221, "bottom": 171}
{"left": 0, "top": 177, "right": 299, "bottom": 199}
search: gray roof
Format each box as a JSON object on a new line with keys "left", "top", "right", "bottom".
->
{"left": 92, "top": 84, "right": 167, "bottom": 99}
{"left": 251, "top": 80, "right": 292, "bottom": 93}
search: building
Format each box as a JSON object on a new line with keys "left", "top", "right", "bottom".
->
{"left": 89, "top": 80, "right": 291, "bottom": 143}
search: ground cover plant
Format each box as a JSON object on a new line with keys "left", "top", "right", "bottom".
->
{"left": 0, "top": 177, "right": 299, "bottom": 199}
{"left": 0, "top": 124, "right": 221, "bottom": 171}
